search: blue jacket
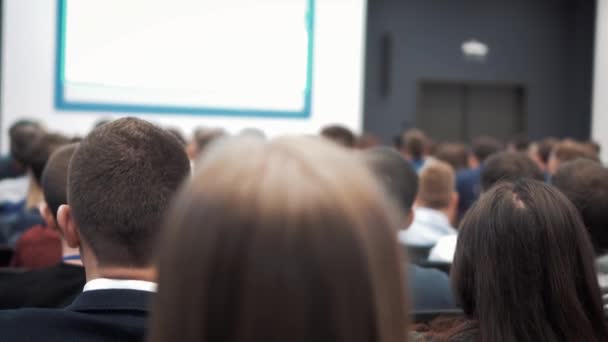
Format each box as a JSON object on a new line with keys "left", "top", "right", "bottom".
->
{"left": 408, "top": 264, "right": 457, "bottom": 312}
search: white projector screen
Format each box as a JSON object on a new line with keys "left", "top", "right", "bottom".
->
{"left": 1, "top": 0, "right": 366, "bottom": 151}
{"left": 59, "top": 0, "right": 314, "bottom": 117}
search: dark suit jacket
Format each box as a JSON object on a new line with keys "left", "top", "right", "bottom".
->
{"left": 0, "top": 263, "right": 86, "bottom": 309}
{"left": 408, "top": 264, "right": 457, "bottom": 312}
{"left": 456, "top": 167, "right": 482, "bottom": 218}
{"left": 0, "top": 289, "right": 151, "bottom": 341}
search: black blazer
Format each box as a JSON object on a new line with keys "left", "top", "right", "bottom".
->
{"left": 0, "top": 263, "right": 86, "bottom": 309}
{"left": 0, "top": 289, "right": 151, "bottom": 341}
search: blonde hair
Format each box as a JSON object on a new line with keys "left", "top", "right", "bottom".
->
{"left": 150, "top": 136, "right": 409, "bottom": 342}
{"left": 417, "top": 160, "right": 456, "bottom": 209}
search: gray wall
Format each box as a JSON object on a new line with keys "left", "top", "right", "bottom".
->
{"left": 364, "top": 0, "right": 596, "bottom": 143}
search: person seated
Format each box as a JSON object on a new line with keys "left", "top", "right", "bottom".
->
{"left": 0, "top": 144, "right": 86, "bottom": 309}
{"left": 401, "top": 129, "right": 429, "bottom": 172}
{"left": 480, "top": 151, "right": 544, "bottom": 191}
{"left": 0, "top": 133, "right": 70, "bottom": 249}
{"left": 9, "top": 133, "right": 71, "bottom": 268}
{"left": 0, "top": 120, "right": 43, "bottom": 182}
{"left": 363, "top": 147, "right": 456, "bottom": 312}
{"left": 434, "top": 151, "right": 545, "bottom": 262}
{"left": 320, "top": 124, "right": 357, "bottom": 148}
{"left": 551, "top": 159, "right": 608, "bottom": 315}
{"left": 414, "top": 180, "right": 608, "bottom": 341}
{"left": 433, "top": 143, "right": 468, "bottom": 171}
{"left": 455, "top": 137, "right": 502, "bottom": 218}
{"left": 409, "top": 161, "right": 459, "bottom": 263}
{"left": 0, "top": 118, "right": 191, "bottom": 341}
{"left": 0, "top": 120, "right": 45, "bottom": 210}
{"left": 547, "top": 139, "right": 598, "bottom": 175}
{"left": 401, "top": 161, "right": 458, "bottom": 248}
{"left": 149, "top": 136, "right": 409, "bottom": 342}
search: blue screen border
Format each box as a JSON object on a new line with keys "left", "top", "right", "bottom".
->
{"left": 54, "top": 0, "right": 314, "bottom": 119}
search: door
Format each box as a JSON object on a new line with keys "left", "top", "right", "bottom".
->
{"left": 416, "top": 82, "right": 526, "bottom": 142}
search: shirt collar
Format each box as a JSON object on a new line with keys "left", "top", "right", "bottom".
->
{"left": 83, "top": 278, "right": 157, "bottom": 293}
{"left": 414, "top": 207, "right": 451, "bottom": 226}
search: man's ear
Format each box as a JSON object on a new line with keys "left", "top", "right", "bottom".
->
{"left": 57, "top": 204, "right": 81, "bottom": 249}
{"left": 39, "top": 202, "right": 58, "bottom": 232}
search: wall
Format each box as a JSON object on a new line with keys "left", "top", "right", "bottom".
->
{"left": 364, "top": 0, "right": 596, "bottom": 143}
{"left": 1, "top": 0, "right": 367, "bottom": 150}
{"left": 593, "top": 0, "right": 608, "bottom": 162}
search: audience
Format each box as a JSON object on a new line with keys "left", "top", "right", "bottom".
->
{"left": 424, "top": 151, "right": 545, "bottom": 263}
{"left": 433, "top": 143, "right": 468, "bottom": 171}
{"left": 0, "top": 118, "right": 191, "bottom": 341}
{"left": 548, "top": 139, "right": 599, "bottom": 175}
{"left": 320, "top": 124, "right": 356, "bottom": 148}
{"left": 1, "top": 133, "right": 70, "bottom": 248}
{"left": 401, "top": 161, "right": 458, "bottom": 248}
{"left": 150, "top": 136, "right": 408, "bottom": 342}
{"left": 364, "top": 147, "right": 456, "bottom": 312}
{"left": 455, "top": 136, "right": 502, "bottom": 217}
{"left": 552, "top": 159, "right": 608, "bottom": 255}
{"left": 551, "top": 159, "right": 608, "bottom": 315}
{"left": 415, "top": 180, "right": 608, "bottom": 341}
{"left": 0, "top": 121, "right": 45, "bottom": 207}
{"left": 9, "top": 133, "right": 71, "bottom": 268}
{"left": 0, "top": 143, "right": 86, "bottom": 309}
{"left": 0, "top": 120, "right": 43, "bottom": 182}
{"left": 1, "top": 114, "right": 607, "bottom": 341}
{"left": 402, "top": 129, "right": 429, "bottom": 172}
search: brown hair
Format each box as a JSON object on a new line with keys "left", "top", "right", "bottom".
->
{"left": 553, "top": 159, "right": 608, "bottom": 255}
{"left": 320, "top": 125, "right": 356, "bottom": 148}
{"left": 41, "top": 143, "right": 79, "bottom": 219}
{"left": 417, "top": 161, "right": 455, "bottom": 210}
{"left": 433, "top": 143, "right": 467, "bottom": 170}
{"left": 552, "top": 139, "right": 598, "bottom": 164}
{"left": 150, "top": 136, "right": 409, "bottom": 342}
{"left": 68, "top": 118, "right": 191, "bottom": 267}
{"left": 450, "top": 180, "right": 608, "bottom": 341}
{"left": 402, "top": 129, "right": 428, "bottom": 160}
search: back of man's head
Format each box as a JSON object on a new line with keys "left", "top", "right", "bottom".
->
{"left": 320, "top": 125, "right": 356, "bottom": 148}
{"left": 434, "top": 143, "right": 468, "bottom": 170}
{"left": 24, "top": 133, "right": 71, "bottom": 184}
{"left": 9, "top": 120, "right": 45, "bottom": 166}
{"left": 401, "top": 129, "right": 428, "bottom": 160}
{"left": 548, "top": 139, "right": 599, "bottom": 175}
{"left": 471, "top": 136, "right": 502, "bottom": 164}
{"left": 481, "top": 152, "right": 544, "bottom": 192}
{"left": 363, "top": 147, "right": 418, "bottom": 215}
{"left": 68, "top": 118, "right": 191, "bottom": 267}
{"left": 41, "top": 143, "right": 79, "bottom": 221}
{"left": 552, "top": 159, "right": 608, "bottom": 254}
{"left": 417, "top": 160, "right": 456, "bottom": 210}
